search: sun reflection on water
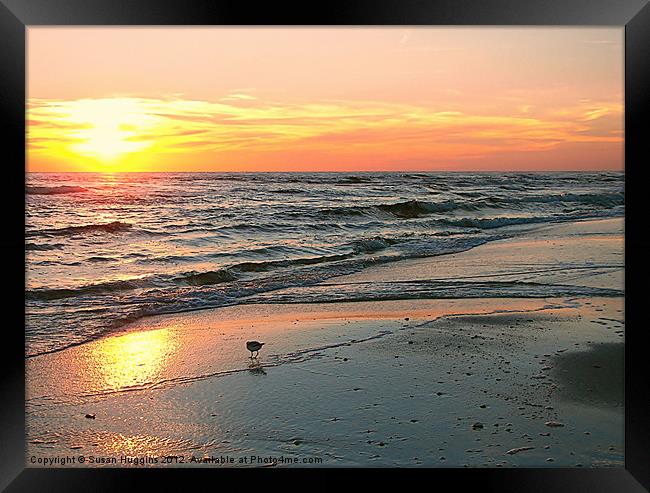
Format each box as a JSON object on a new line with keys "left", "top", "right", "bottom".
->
{"left": 88, "top": 328, "right": 176, "bottom": 392}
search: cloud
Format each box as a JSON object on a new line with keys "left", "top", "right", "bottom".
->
{"left": 219, "top": 93, "right": 257, "bottom": 102}
{"left": 27, "top": 94, "right": 623, "bottom": 169}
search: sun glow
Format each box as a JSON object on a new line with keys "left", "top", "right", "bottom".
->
{"left": 69, "top": 99, "right": 157, "bottom": 163}
{"left": 29, "top": 98, "right": 158, "bottom": 169}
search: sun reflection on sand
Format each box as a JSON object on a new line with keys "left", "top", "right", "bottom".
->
{"left": 95, "top": 431, "right": 195, "bottom": 458}
{"left": 88, "top": 328, "right": 176, "bottom": 392}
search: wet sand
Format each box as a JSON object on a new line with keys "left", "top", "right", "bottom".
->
{"left": 26, "top": 218, "right": 624, "bottom": 467}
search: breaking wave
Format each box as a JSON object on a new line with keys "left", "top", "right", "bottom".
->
{"left": 27, "top": 221, "right": 133, "bottom": 238}
{"left": 27, "top": 185, "right": 88, "bottom": 195}
{"left": 320, "top": 193, "right": 623, "bottom": 221}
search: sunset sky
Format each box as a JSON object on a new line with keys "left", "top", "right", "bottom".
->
{"left": 27, "top": 27, "right": 623, "bottom": 172}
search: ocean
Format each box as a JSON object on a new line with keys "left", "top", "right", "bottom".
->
{"left": 25, "top": 171, "right": 624, "bottom": 357}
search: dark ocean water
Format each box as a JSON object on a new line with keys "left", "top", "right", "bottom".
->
{"left": 25, "top": 172, "right": 624, "bottom": 356}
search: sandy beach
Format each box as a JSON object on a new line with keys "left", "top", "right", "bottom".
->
{"left": 26, "top": 217, "right": 624, "bottom": 467}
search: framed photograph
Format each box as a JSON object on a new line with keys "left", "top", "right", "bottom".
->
{"left": 1, "top": 0, "right": 649, "bottom": 491}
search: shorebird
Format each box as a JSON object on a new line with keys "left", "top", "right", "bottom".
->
{"left": 246, "top": 340, "right": 264, "bottom": 358}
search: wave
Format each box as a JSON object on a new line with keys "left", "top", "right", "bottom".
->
{"left": 270, "top": 188, "right": 304, "bottom": 194}
{"left": 27, "top": 185, "right": 88, "bottom": 195}
{"left": 27, "top": 221, "right": 133, "bottom": 238}
{"left": 232, "top": 253, "right": 352, "bottom": 273}
{"left": 319, "top": 193, "right": 623, "bottom": 222}
{"left": 512, "top": 192, "right": 624, "bottom": 208}
{"left": 25, "top": 234, "right": 405, "bottom": 302}
{"left": 377, "top": 199, "right": 469, "bottom": 218}
{"left": 28, "top": 268, "right": 239, "bottom": 300}
{"left": 350, "top": 236, "right": 400, "bottom": 254}
{"left": 248, "top": 279, "right": 624, "bottom": 305}
{"left": 175, "top": 269, "right": 237, "bottom": 286}
{"left": 25, "top": 235, "right": 491, "bottom": 356}
{"left": 438, "top": 216, "right": 549, "bottom": 230}
{"left": 335, "top": 176, "right": 375, "bottom": 184}
{"left": 87, "top": 256, "right": 114, "bottom": 263}
{"left": 323, "top": 199, "right": 474, "bottom": 220}
{"left": 26, "top": 277, "right": 153, "bottom": 301}
{"left": 435, "top": 211, "right": 618, "bottom": 230}
{"left": 229, "top": 235, "right": 402, "bottom": 272}
{"left": 26, "top": 242, "right": 64, "bottom": 251}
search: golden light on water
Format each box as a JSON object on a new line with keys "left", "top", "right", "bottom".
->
{"left": 88, "top": 328, "right": 176, "bottom": 392}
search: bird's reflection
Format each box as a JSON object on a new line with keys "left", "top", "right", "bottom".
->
{"left": 248, "top": 359, "right": 267, "bottom": 375}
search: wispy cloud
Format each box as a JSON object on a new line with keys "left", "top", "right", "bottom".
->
{"left": 219, "top": 93, "right": 257, "bottom": 102}
{"left": 27, "top": 94, "right": 623, "bottom": 170}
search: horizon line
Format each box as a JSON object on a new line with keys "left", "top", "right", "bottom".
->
{"left": 25, "top": 169, "right": 625, "bottom": 174}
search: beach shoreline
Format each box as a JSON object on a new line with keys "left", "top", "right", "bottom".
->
{"left": 26, "top": 217, "right": 624, "bottom": 467}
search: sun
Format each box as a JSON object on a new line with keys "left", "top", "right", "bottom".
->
{"left": 65, "top": 98, "right": 155, "bottom": 163}
{"left": 72, "top": 123, "right": 147, "bottom": 162}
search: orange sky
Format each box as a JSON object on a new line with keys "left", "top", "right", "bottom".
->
{"left": 27, "top": 27, "right": 623, "bottom": 172}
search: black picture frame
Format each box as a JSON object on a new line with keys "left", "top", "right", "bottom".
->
{"left": 1, "top": 1, "right": 649, "bottom": 491}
